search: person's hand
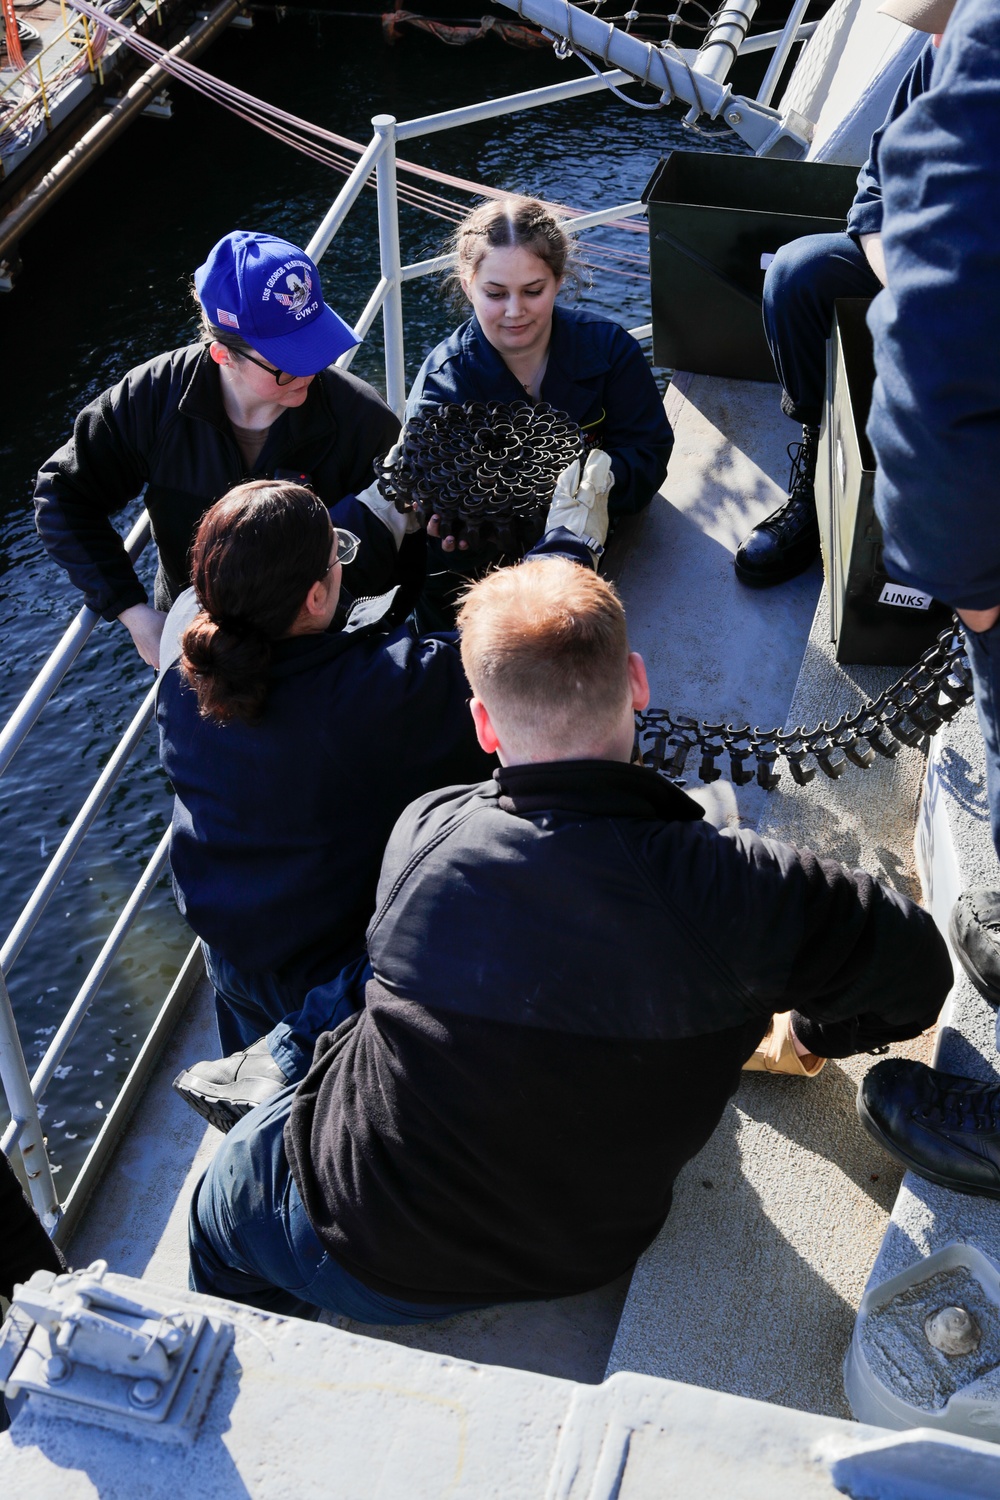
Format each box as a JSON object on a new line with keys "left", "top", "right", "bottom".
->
{"left": 859, "top": 232, "right": 887, "bottom": 287}
{"left": 957, "top": 605, "right": 1000, "bottom": 634}
{"left": 545, "top": 450, "right": 615, "bottom": 552}
{"left": 427, "top": 514, "right": 469, "bottom": 552}
{"left": 118, "top": 603, "right": 167, "bottom": 670}
{"left": 359, "top": 438, "right": 423, "bottom": 547}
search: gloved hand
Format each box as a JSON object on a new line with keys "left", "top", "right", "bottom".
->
{"left": 545, "top": 450, "right": 615, "bottom": 554}
{"left": 358, "top": 438, "right": 422, "bottom": 548}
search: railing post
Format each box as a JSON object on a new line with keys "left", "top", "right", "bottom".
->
{"left": 0, "top": 969, "right": 60, "bottom": 1232}
{"left": 755, "top": 0, "right": 812, "bottom": 107}
{"left": 372, "top": 113, "right": 406, "bottom": 418}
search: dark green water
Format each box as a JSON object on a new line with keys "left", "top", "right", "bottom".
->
{"left": 0, "top": 11, "right": 738, "bottom": 1184}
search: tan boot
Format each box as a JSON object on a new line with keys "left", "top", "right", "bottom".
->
{"left": 742, "top": 1012, "right": 826, "bottom": 1077}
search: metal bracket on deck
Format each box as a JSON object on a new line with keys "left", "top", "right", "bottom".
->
{"left": 0, "top": 1260, "right": 232, "bottom": 1442}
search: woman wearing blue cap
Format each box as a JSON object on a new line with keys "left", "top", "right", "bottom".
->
{"left": 33, "top": 230, "right": 402, "bottom": 670}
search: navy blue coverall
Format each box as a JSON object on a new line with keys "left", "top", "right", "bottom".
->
{"left": 406, "top": 303, "right": 673, "bottom": 624}
{"left": 158, "top": 530, "right": 589, "bottom": 1081}
{"left": 869, "top": 0, "right": 1000, "bottom": 857}
{"left": 762, "top": 42, "right": 936, "bottom": 428}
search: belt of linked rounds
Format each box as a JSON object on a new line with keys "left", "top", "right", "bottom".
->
{"left": 638, "top": 624, "right": 974, "bottom": 791}
{"left": 376, "top": 400, "right": 585, "bottom": 553}
{"left": 376, "top": 404, "right": 973, "bottom": 789}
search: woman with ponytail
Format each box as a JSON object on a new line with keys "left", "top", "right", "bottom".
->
{"left": 156, "top": 479, "right": 495, "bottom": 1128}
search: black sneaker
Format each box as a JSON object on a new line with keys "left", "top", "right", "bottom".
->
{"left": 858, "top": 1057, "right": 1000, "bottom": 1200}
{"left": 950, "top": 889, "right": 1000, "bottom": 1006}
{"left": 734, "top": 425, "right": 821, "bottom": 588}
{"left": 173, "top": 1037, "right": 288, "bottom": 1133}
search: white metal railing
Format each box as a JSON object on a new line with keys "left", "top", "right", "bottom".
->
{"left": 0, "top": 11, "right": 809, "bottom": 1237}
{"left": 0, "top": 510, "right": 159, "bottom": 1233}
{"left": 492, "top": 0, "right": 815, "bottom": 157}
{"left": 311, "top": 77, "right": 664, "bottom": 415}
{"left": 0, "top": 511, "right": 150, "bottom": 781}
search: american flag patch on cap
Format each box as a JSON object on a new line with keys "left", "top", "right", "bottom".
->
{"left": 216, "top": 308, "right": 240, "bottom": 328}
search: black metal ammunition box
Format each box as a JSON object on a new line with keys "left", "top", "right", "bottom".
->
{"left": 642, "top": 151, "right": 859, "bottom": 381}
{"left": 816, "top": 298, "right": 952, "bottom": 665}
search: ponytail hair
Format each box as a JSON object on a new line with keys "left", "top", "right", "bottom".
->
{"left": 180, "top": 480, "right": 333, "bottom": 725}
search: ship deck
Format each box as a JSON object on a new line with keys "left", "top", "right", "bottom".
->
{"left": 66, "top": 369, "right": 938, "bottom": 1410}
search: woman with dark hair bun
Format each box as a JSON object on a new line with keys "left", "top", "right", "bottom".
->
{"left": 407, "top": 195, "right": 674, "bottom": 622}
{"left": 180, "top": 480, "right": 339, "bottom": 725}
{"left": 156, "top": 479, "right": 495, "bottom": 1130}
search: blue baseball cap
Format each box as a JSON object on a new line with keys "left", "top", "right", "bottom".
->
{"left": 194, "top": 230, "right": 360, "bottom": 377}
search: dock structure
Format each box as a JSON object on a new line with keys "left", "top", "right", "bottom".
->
{"left": 0, "top": 0, "right": 239, "bottom": 286}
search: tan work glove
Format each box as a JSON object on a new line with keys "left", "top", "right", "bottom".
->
{"left": 545, "top": 450, "right": 615, "bottom": 555}
{"left": 358, "top": 438, "right": 422, "bottom": 548}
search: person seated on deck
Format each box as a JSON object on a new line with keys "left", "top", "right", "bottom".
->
{"left": 158, "top": 478, "right": 491, "bottom": 1130}
{"left": 164, "top": 457, "right": 613, "bottom": 1132}
{"left": 187, "top": 542, "right": 951, "bottom": 1326}
{"left": 405, "top": 194, "right": 674, "bottom": 627}
{"left": 734, "top": 0, "right": 954, "bottom": 589}
{"left": 33, "top": 230, "right": 409, "bottom": 671}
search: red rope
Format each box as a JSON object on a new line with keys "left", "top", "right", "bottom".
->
{"left": 62, "top": 0, "right": 651, "bottom": 265}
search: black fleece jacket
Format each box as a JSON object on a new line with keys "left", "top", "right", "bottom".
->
{"left": 34, "top": 344, "right": 400, "bottom": 620}
{"left": 285, "top": 760, "right": 951, "bottom": 1305}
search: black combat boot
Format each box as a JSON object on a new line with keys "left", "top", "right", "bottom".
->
{"left": 735, "top": 425, "right": 820, "bottom": 587}
{"left": 859, "top": 1058, "right": 1000, "bottom": 1201}
{"left": 950, "top": 888, "right": 1000, "bottom": 1005}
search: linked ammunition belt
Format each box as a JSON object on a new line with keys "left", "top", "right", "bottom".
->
{"left": 637, "top": 624, "right": 974, "bottom": 790}
{"left": 376, "top": 401, "right": 584, "bottom": 553}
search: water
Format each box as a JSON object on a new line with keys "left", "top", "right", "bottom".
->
{"left": 0, "top": 11, "right": 741, "bottom": 1185}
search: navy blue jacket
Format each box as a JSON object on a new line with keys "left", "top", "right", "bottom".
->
{"left": 157, "top": 529, "right": 589, "bottom": 994}
{"left": 408, "top": 304, "right": 673, "bottom": 516}
{"left": 846, "top": 40, "right": 936, "bottom": 241}
{"left": 35, "top": 345, "right": 402, "bottom": 620}
{"left": 870, "top": 2, "right": 1000, "bottom": 608}
{"left": 286, "top": 760, "right": 950, "bottom": 1304}
{"left": 157, "top": 587, "right": 494, "bottom": 995}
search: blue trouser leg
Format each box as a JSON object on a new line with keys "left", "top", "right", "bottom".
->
{"left": 201, "top": 945, "right": 368, "bottom": 1083}
{"left": 266, "top": 954, "right": 372, "bottom": 1082}
{"left": 948, "top": 623, "right": 1000, "bottom": 1058}
{"left": 201, "top": 944, "right": 302, "bottom": 1057}
{"left": 188, "top": 1087, "right": 492, "bottom": 1323}
{"left": 762, "top": 232, "right": 883, "bottom": 428}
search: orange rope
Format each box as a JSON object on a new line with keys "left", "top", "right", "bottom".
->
{"left": 1, "top": 0, "right": 27, "bottom": 71}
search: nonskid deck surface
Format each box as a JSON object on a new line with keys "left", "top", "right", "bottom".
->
{"left": 68, "top": 372, "right": 929, "bottom": 1400}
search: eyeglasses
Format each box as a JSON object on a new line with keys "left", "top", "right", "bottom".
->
{"left": 322, "top": 528, "right": 360, "bottom": 575}
{"left": 238, "top": 349, "right": 300, "bottom": 387}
